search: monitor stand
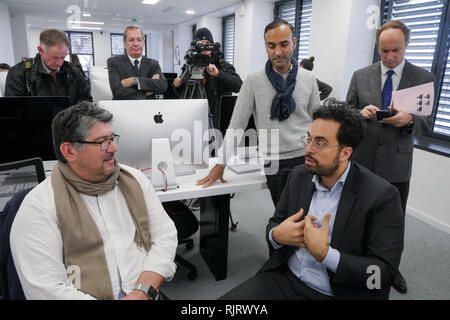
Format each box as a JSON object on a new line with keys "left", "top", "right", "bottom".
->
{"left": 151, "top": 138, "right": 178, "bottom": 191}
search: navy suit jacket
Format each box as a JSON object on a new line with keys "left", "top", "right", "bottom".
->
{"left": 260, "top": 162, "right": 404, "bottom": 300}
{"left": 107, "top": 54, "right": 168, "bottom": 100}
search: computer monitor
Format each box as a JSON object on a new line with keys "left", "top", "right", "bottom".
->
{"left": 163, "top": 72, "right": 178, "bottom": 99}
{"left": 98, "top": 99, "right": 210, "bottom": 173}
{"left": 219, "top": 95, "right": 257, "bottom": 147}
{"left": 0, "top": 96, "right": 70, "bottom": 163}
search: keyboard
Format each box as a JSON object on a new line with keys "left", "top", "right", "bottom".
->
{"left": 228, "top": 162, "right": 263, "bottom": 174}
{"left": 0, "top": 182, "right": 37, "bottom": 198}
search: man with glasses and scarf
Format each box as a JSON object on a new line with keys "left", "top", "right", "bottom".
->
{"left": 220, "top": 100, "right": 404, "bottom": 300}
{"left": 197, "top": 19, "right": 320, "bottom": 207}
{"left": 10, "top": 102, "right": 178, "bottom": 300}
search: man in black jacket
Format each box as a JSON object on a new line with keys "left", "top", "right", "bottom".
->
{"left": 5, "top": 28, "right": 91, "bottom": 106}
{"left": 220, "top": 100, "right": 404, "bottom": 300}
{"left": 173, "top": 27, "right": 242, "bottom": 129}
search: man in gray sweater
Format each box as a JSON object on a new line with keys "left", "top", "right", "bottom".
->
{"left": 197, "top": 19, "right": 320, "bottom": 206}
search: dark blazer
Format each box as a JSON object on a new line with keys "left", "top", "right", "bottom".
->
{"left": 346, "top": 60, "right": 435, "bottom": 182}
{"left": 260, "top": 162, "right": 404, "bottom": 300}
{"left": 107, "top": 54, "right": 168, "bottom": 100}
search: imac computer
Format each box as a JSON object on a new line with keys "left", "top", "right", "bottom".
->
{"left": 98, "top": 99, "right": 210, "bottom": 185}
{"left": 0, "top": 96, "right": 70, "bottom": 163}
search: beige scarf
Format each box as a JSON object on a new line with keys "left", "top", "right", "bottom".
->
{"left": 51, "top": 160, "right": 151, "bottom": 300}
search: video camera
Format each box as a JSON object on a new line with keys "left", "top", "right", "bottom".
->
{"left": 184, "top": 40, "right": 221, "bottom": 67}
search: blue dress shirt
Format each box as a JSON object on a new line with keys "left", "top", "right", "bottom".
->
{"left": 269, "top": 162, "right": 351, "bottom": 296}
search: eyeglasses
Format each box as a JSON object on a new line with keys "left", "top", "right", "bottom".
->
{"left": 73, "top": 134, "right": 120, "bottom": 151}
{"left": 300, "top": 135, "right": 340, "bottom": 152}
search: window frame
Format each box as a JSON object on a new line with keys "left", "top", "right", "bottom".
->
{"left": 379, "top": 0, "right": 450, "bottom": 142}
{"left": 65, "top": 30, "right": 95, "bottom": 76}
{"left": 222, "top": 14, "right": 236, "bottom": 65}
{"left": 274, "top": 0, "right": 311, "bottom": 61}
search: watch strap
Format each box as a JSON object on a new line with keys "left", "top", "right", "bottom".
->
{"left": 135, "top": 283, "right": 159, "bottom": 300}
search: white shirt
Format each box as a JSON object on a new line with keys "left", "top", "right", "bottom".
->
{"left": 128, "top": 55, "right": 142, "bottom": 89}
{"left": 380, "top": 58, "right": 405, "bottom": 91}
{"left": 10, "top": 164, "right": 178, "bottom": 300}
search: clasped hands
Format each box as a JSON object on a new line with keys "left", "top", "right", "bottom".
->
{"left": 272, "top": 209, "right": 331, "bottom": 262}
{"left": 360, "top": 104, "right": 413, "bottom": 127}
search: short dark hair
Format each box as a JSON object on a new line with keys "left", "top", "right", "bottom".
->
{"left": 312, "top": 98, "right": 365, "bottom": 151}
{"left": 376, "top": 20, "right": 410, "bottom": 45}
{"left": 0, "top": 63, "right": 11, "bottom": 70}
{"left": 300, "top": 56, "right": 315, "bottom": 71}
{"left": 51, "top": 102, "right": 113, "bottom": 163}
{"left": 264, "top": 19, "right": 294, "bottom": 39}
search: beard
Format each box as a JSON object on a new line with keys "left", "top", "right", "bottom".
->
{"left": 305, "top": 152, "right": 340, "bottom": 177}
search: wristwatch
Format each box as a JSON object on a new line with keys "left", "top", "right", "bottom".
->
{"left": 133, "top": 77, "right": 139, "bottom": 86}
{"left": 135, "top": 283, "right": 159, "bottom": 300}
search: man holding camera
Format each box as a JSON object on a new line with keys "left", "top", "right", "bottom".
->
{"left": 173, "top": 27, "right": 242, "bottom": 129}
{"left": 346, "top": 20, "right": 434, "bottom": 294}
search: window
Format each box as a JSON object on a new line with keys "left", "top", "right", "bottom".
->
{"left": 381, "top": 0, "right": 450, "bottom": 138}
{"left": 111, "top": 33, "right": 125, "bottom": 56}
{"left": 110, "top": 33, "right": 148, "bottom": 58}
{"left": 275, "top": 0, "right": 312, "bottom": 61}
{"left": 65, "top": 31, "right": 94, "bottom": 77}
{"left": 222, "top": 14, "right": 235, "bottom": 65}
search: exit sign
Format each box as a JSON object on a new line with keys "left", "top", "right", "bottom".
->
{"left": 131, "top": 18, "right": 138, "bottom": 22}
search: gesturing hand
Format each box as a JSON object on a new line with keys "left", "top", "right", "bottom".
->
{"left": 304, "top": 214, "right": 332, "bottom": 262}
{"left": 272, "top": 209, "right": 313, "bottom": 248}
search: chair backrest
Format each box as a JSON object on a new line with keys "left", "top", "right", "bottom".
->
{"left": 163, "top": 201, "right": 198, "bottom": 240}
{"left": 0, "top": 188, "right": 32, "bottom": 300}
{"left": 0, "top": 72, "right": 7, "bottom": 96}
{"left": 89, "top": 67, "right": 113, "bottom": 103}
{"left": 0, "top": 158, "right": 46, "bottom": 184}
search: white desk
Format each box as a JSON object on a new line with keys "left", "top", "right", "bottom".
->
{"left": 1, "top": 159, "right": 267, "bottom": 280}
{"left": 156, "top": 159, "right": 267, "bottom": 280}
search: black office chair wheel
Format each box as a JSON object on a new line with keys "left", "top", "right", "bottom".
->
{"left": 187, "top": 269, "right": 197, "bottom": 281}
{"left": 185, "top": 241, "right": 194, "bottom": 250}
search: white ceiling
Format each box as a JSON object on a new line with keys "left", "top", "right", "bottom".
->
{"left": 4, "top": 0, "right": 241, "bottom": 32}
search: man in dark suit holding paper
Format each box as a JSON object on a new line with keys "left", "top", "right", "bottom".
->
{"left": 346, "top": 20, "right": 434, "bottom": 294}
{"left": 107, "top": 25, "right": 167, "bottom": 100}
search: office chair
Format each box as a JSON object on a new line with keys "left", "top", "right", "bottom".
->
{"left": 163, "top": 201, "right": 199, "bottom": 281}
{"left": 0, "top": 157, "right": 46, "bottom": 185}
{"left": 0, "top": 188, "right": 32, "bottom": 300}
{"left": 0, "top": 157, "right": 46, "bottom": 300}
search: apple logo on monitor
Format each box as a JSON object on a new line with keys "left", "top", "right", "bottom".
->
{"left": 153, "top": 112, "right": 163, "bottom": 124}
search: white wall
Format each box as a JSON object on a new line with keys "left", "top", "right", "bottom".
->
{"left": 173, "top": 23, "right": 194, "bottom": 76}
{"left": 309, "top": 0, "right": 378, "bottom": 100}
{"left": 408, "top": 149, "right": 450, "bottom": 234}
{"left": 0, "top": 1, "right": 15, "bottom": 66}
{"left": 92, "top": 31, "right": 110, "bottom": 67}
{"left": 197, "top": 15, "right": 222, "bottom": 45}
{"left": 234, "top": 0, "right": 275, "bottom": 80}
{"left": 10, "top": 14, "right": 30, "bottom": 64}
